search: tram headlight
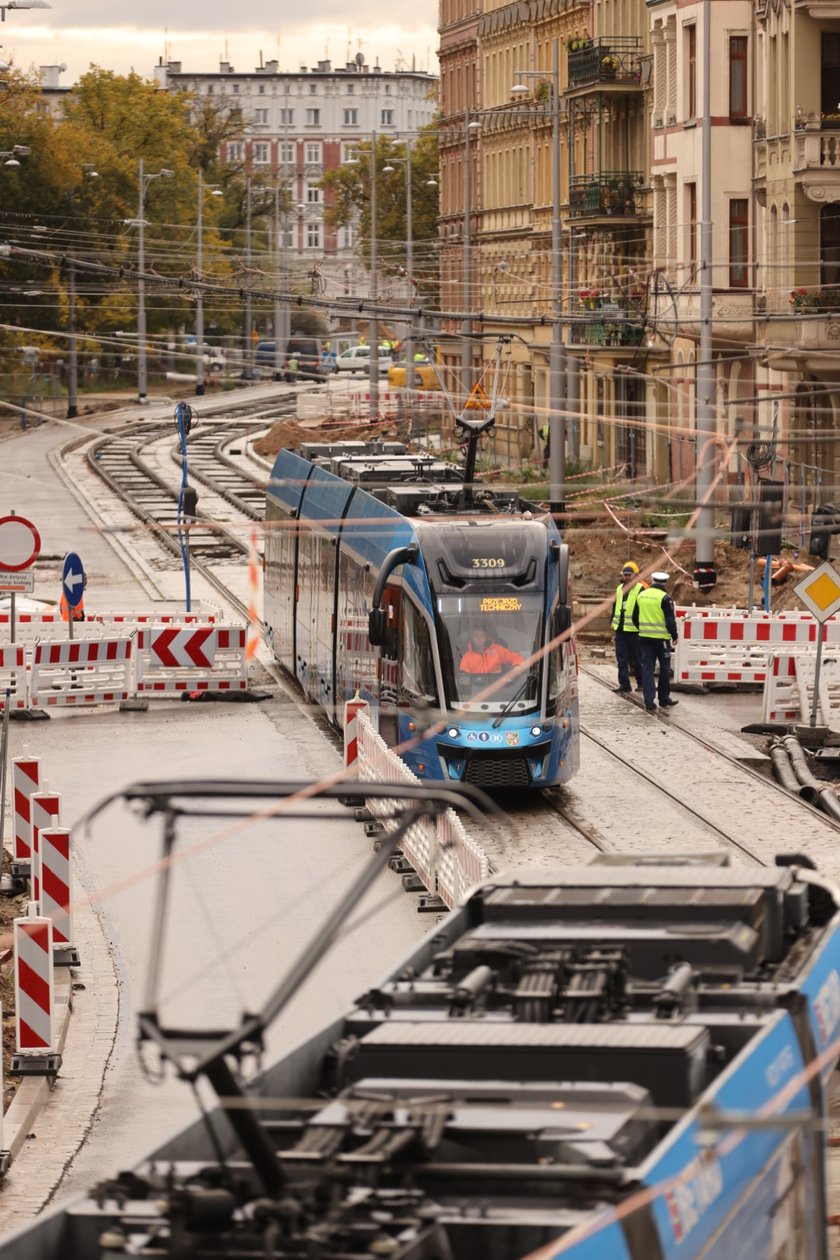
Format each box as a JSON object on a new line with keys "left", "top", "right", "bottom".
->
{"left": 531, "top": 725, "right": 542, "bottom": 737}
{"left": 448, "top": 727, "right": 459, "bottom": 739}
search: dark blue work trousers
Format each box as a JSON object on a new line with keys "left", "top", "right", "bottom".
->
{"left": 640, "top": 638, "right": 673, "bottom": 707}
{"left": 614, "top": 629, "right": 643, "bottom": 691}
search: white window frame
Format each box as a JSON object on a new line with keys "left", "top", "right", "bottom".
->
{"left": 255, "top": 107, "right": 269, "bottom": 125}
{"left": 343, "top": 108, "right": 359, "bottom": 126}
{"left": 306, "top": 108, "right": 321, "bottom": 126}
{"left": 306, "top": 221, "right": 323, "bottom": 249}
{"left": 252, "top": 141, "right": 270, "bottom": 165}
{"left": 280, "top": 141, "right": 295, "bottom": 165}
{"left": 305, "top": 142, "right": 322, "bottom": 163}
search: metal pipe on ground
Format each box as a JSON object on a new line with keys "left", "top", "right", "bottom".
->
{"left": 780, "top": 735, "right": 823, "bottom": 806}
{"left": 770, "top": 741, "right": 803, "bottom": 798}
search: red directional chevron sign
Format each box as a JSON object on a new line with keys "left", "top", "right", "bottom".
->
{"left": 150, "top": 626, "right": 217, "bottom": 669}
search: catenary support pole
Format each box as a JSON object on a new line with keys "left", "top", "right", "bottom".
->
{"left": 694, "top": 0, "right": 717, "bottom": 590}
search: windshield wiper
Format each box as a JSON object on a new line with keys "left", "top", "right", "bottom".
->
{"left": 492, "top": 674, "right": 532, "bottom": 728}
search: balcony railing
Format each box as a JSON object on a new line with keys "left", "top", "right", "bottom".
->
{"left": 569, "top": 303, "right": 645, "bottom": 347}
{"left": 567, "top": 37, "right": 643, "bottom": 90}
{"left": 569, "top": 172, "right": 644, "bottom": 219}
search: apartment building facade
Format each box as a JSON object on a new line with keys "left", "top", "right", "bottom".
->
{"left": 156, "top": 55, "right": 437, "bottom": 302}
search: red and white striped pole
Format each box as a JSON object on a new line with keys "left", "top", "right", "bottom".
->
{"left": 30, "top": 792, "right": 60, "bottom": 908}
{"left": 12, "top": 756, "right": 39, "bottom": 870}
{"left": 12, "top": 905, "right": 57, "bottom": 1074}
{"left": 39, "top": 827, "right": 78, "bottom": 967}
{"left": 344, "top": 692, "right": 369, "bottom": 774}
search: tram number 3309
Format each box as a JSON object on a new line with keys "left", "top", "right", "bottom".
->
{"left": 471, "top": 557, "right": 506, "bottom": 568}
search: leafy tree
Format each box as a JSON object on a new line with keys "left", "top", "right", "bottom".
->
{"left": 321, "top": 118, "right": 439, "bottom": 300}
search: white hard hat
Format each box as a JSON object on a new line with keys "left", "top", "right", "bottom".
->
{"left": 651, "top": 570, "right": 670, "bottom": 583}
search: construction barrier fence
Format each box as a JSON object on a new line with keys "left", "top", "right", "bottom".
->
{"left": 355, "top": 709, "right": 491, "bottom": 908}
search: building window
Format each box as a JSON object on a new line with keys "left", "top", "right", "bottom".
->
{"left": 347, "top": 83, "right": 354, "bottom": 94}
{"left": 343, "top": 108, "right": 358, "bottom": 125}
{"left": 686, "top": 24, "right": 696, "bottom": 120}
{"left": 207, "top": 84, "right": 214, "bottom": 95}
{"left": 306, "top": 108, "right": 320, "bottom": 126}
{"left": 309, "top": 83, "right": 317, "bottom": 94}
{"left": 255, "top": 108, "right": 269, "bottom": 125}
{"left": 306, "top": 182, "right": 321, "bottom": 203}
{"left": 338, "top": 223, "right": 356, "bottom": 249}
{"left": 306, "top": 222, "right": 322, "bottom": 249}
{"left": 233, "top": 83, "right": 239, "bottom": 94}
{"left": 278, "top": 108, "right": 294, "bottom": 125}
{"left": 687, "top": 181, "right": 697, "bottom": 271}
{"left": 226, "top": 141, "right": 244, "bottom": 162}
{"left": 258, "top": 84, "right": 265, "bottom": 95}
{"left": 384, "top": 84, "right": 391, "bottom": 95}
{"left": 381, "top": 109, "right": 393, "bottom": 126}
{"left": 341, "top": 142, "right": 357, "bottom": 163}
{"left": 253, "top": 142, "right": 270, "bottom": 165}
{"left": 279, "top": 141, "right": 295, "bottom": 165}
{"left": 305, "top": 142, "right": 322, "bottom": 163}
{"left": 729, "top": 36, "right": 748, "bottom": 119}
{"left": 729, "top": 198, "right": 749, "bottom": 287}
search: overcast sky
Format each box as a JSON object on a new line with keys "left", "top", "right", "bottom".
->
{"left": 2, "top": 3, "right": 439, "bottom": 84}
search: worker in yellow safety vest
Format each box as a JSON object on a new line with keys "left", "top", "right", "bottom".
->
{"left": 611, "top": 561, "right": 645, "bottom": 694}
{"left": 633, "top": 570, "right": 679, "bottom": 713}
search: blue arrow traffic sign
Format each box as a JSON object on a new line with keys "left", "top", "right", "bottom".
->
{"left": 62, "top": 552, "right": 86, "bottom": 608}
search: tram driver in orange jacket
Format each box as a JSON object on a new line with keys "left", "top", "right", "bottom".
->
{"left": 459, "top": 626, "right": 524, "bottom": 675}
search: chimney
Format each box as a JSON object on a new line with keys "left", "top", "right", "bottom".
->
{"left": 219, "top": 60, "right": 234, "bottom": 74}
{"left": 39, "top": 64, "right": 65, "bottom": 89}
{"left": 265, "top": 59, "right": 279, "bottom": 74}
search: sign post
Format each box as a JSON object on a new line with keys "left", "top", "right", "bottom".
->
{"left": 0, "top": 513, "right": 41, "bottom": 644}
{"left": 61, "top": 552, "right": 85, "bottom": 642}
{"left": 793, "top": 561, "right": 840, "bottom": 727}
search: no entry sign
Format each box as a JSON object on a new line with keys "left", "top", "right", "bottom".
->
{"left": 0, "top": 515, "right": 41, "bottom": 572}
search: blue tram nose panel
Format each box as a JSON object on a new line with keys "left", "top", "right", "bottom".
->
{"left": 398, "top": 713, "right": 576, "bottom": 786}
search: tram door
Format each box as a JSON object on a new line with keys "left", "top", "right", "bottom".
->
{"left": 378, "top": 584, "right": 401, "bottom": 746}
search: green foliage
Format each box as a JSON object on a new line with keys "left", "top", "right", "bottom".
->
{"left": 321, "top": 116, "right": 439, "bottom": 300}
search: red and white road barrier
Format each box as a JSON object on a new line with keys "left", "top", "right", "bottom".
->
{"left": 343, "top": 692, "right": 369, "bottom": 772}
{"left": 28, "top": 636, "right": 133, "bottom": 709}
{"left": 12, "top": 756, "right": 39, "bottom": 865}
{"left": 673, "top": 610, "right": 840, "bottom": 685}
{"left": 39, "top": 827, "right": 75, "bottom": 959}
{"left": 31, "top": 792, "right": 60, "bottom": 906}
{"left": 14, "top": 907, "right": 54, "bottom": 1055}
{"left": 135, "top": 625, "right": 248, "bottom": 695}
{"left": 0, "top": 643, "right": 28, "bottom": 710}
{"left": 762, "top": 651, "right": 840, "bottom": 725}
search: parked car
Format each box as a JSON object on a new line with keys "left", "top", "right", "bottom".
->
{"left": 334, "top": 345, "right": 393, "bottom": 375}
{"left": 255, "top": 337, "right": 325, "bottom": 382}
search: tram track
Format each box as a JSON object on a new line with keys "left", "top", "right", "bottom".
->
{"left": 64, "top": 404, "right": 840, "bottom": 877}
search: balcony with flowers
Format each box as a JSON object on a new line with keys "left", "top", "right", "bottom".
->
{"left": 566, "top": 36, "right": 644, "bottom": 96}
{"left": 569, "top": 171, "right": 645, "bottom": 222}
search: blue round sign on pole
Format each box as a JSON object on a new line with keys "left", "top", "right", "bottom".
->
{"left": 62, "top": 552, "right": 86, "bottom": 608}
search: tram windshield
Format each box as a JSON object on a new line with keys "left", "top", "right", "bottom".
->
{"left": 436, "top": 592, "right": 544, "bottom": 712}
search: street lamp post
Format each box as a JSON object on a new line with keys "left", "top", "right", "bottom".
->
{"left": 67, "top": 163, "right": 99, "bottom": 418}
{"left": 273, "top": 182, "right": 290, "bottom": 382}
{"left": 346, "top": 137, "right": 380, "bottom": 420}
{"left": 461, "top": 115, "right": 481, "bottom": 409}
{"left": 513, "top": 36, "right": 565, "bottom": 517}
{"left": 195, "top": 170, "right": 223, "bottom": 396}
{"left": 136, "top": 159, "right": 174, "bottom": 402}
{"left": 383, "top": 141, "right": 415, "bottom": 388}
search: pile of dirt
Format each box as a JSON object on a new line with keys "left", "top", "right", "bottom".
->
{"left": 565, "top": 526, "right": 813, "bottom": 611}
{"left": 253, "top": 416, "right": 405, "bottom": 460}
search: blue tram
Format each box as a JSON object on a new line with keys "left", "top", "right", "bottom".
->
{"left": 4, "top": 835, "right": 840, "bottom": 1260}
{"left": 264, "top": 438, "right": 579, "bottom": 789}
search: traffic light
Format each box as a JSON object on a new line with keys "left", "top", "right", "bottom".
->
{"left": 183, "top": 486, "right": 198, "bottom": 520}
{"left": 809, "top": 503, "right": 840, "bottom": 560}
{"left": 757, "top": 479, "right": 784, "bottom": 556}
{"left": 730, "top": 505, "right": 752, "bottom": 550}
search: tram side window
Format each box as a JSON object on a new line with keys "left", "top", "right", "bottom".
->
{"left": 401, "top": 597, "right": 437, "bottom": 704}
{"left": 548, "top": 604, "right": 569, "bottom": 701}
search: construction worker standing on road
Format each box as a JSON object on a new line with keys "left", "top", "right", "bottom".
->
{"left": 633, "top": 570, "right": 679, "bottom": 713}
{"left": 612, "top": 561, "right": 645, "bottom": 693}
